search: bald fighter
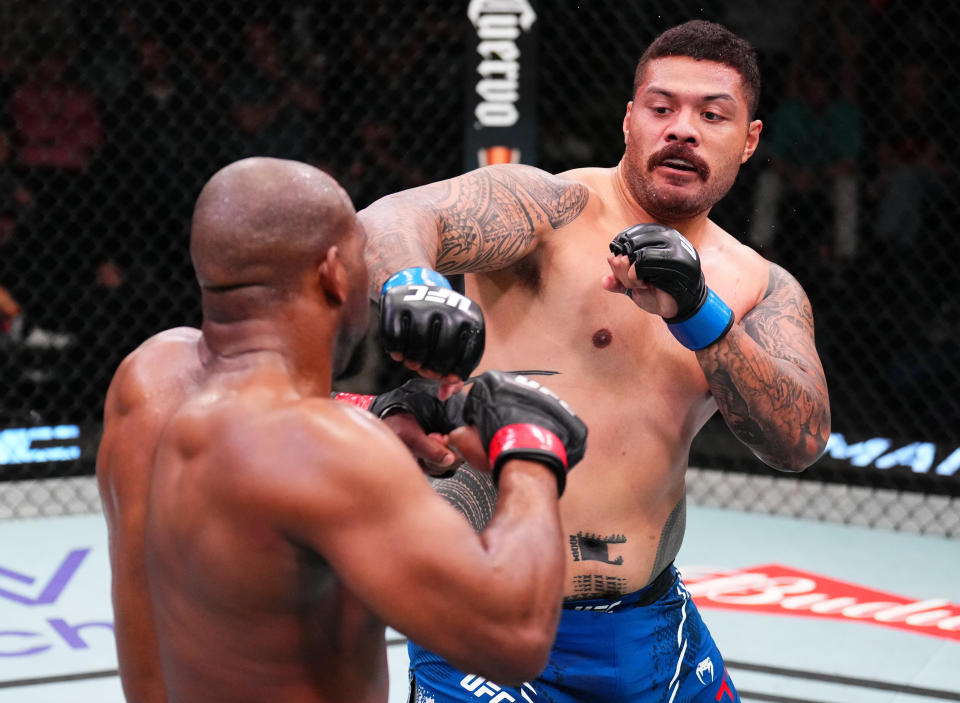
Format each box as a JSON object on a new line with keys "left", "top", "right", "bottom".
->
{"left": 96, "top": 157, "right": 586, "bottom": 703}
{"left": 360, "top": 20, "right": 830, "bottom": 702}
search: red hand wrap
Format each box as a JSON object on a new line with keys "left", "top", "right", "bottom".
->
{"left": 333, "top": 392, "right": 375, "bottom": 411}
{"left": 488, "top": 423, "right": 567, "bottom": 471}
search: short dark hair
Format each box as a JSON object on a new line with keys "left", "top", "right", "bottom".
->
{"left": 633, "top": 20, "right": 762, "bottom": 119}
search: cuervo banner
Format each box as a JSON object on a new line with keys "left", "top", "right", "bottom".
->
{"left": 464, "top": 0, "right": 539, "bottom": 170}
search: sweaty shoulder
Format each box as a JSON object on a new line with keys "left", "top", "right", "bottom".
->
{"left": 219, "top": 396, "right": 390, "bottom": 475}
{"left": 105, "top": 327, "right": 202, "bottom": 417}
{"left": 212, "top": 397, "right": 419, "bottom": 526}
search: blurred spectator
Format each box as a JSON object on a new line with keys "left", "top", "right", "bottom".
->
{"left": 97, "top": 33, "right": 198, "bottom": 329}
{"left": 0, "top": 127, "right": 31, "bottom": 344}
{"left": 1, "top": 122, "right": 74, "bottom": 355}
{"left": 864, "top": 57, "right": 954, "bottom": 401}
{"left": 0, "top": 284, "right": 21, "bottom": 336}
{"left": 0, "top": 49, "right": 14, "bottom": 110}
{"left": 8, "top": 39, "right": 104, "bottom": 330}
{"left": 11, "top": 40, "right": 103, "bottom": 177}
{"left": 0, "top": 128, "right": 33, "bottom": 247}
{"left": 76, "top": 4, "right": 145, "bottom": 105}
{"left": 226, "top": 17, "right": 325, "bottom": 161}
{"left": 723, "top": 0, "right": 808, "bottom": 117}
{"left": 342, "top": 121, "right": 426, "bottom": 207}
{"left": 868, "top": 59, "right": 947, "bottom": 255}
{"left": 180, "top": 42, "right": 243, "bottom": 179}
{"left": 747, "top": 66, "right": 862, "bottom": 262}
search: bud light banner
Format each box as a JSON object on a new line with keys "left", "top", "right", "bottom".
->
{"left": 463, "top": 0, "right": 539, "bottom": 170}
{"left": 683, "top": 564, "right": 960, "bottom": 642}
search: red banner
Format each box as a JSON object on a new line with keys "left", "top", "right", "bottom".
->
{"left": 682, "top": 564, "right": 960, "bottom": 641}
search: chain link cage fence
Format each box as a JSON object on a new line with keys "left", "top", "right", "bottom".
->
{"left": 1, "top": 1, "right": 958, "bottom": 535}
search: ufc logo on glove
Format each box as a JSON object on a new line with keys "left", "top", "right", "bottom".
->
{"left": 402, "top": 285, "right": 474, "bottom": 313}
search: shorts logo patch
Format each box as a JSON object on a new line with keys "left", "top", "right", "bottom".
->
{"left": 696, "top": 656, "right": 715, "bottom": 685}
{"left": 460, "top": 674, "right": 516, "bottom": 702}
{"left": 571, "top": 599, "right": 622, "bottom": 612}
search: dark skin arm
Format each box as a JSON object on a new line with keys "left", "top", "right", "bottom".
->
{"left": 360, "top": 163, "right": 589, "bottom": 298}
{"left": 253, "top": 403, "right": 567, "bottom": 683}
{"left": 97, "top": 361, "right": 168, "bottom": 703}
{"left": 696, "top": 263, "right": 831, "bottom": 471}
{"left": 96, "top": 329, "right": 202, "bottom": 703}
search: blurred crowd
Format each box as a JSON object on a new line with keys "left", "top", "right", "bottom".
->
{"left": 1, "top": 0, "right": 957, "bottom": 444}
{"left": 0, "top": 1, "right": 462, "bottom": 425}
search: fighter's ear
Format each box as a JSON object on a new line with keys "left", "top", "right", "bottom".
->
{"left": 316, "top": 245, "right": 348, "bottom": 306}
{"left": 622, "top": 101, "right": 633, "bottom": 143}
{"left": 741, "top": 119, "right": 763, "bottom": 163}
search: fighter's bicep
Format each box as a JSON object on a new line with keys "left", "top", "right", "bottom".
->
{"left": 268, "top": 411, "right": 490, "bottom": 628}
{"left": 741, "top": 263, "right": 824, "bottom": 374}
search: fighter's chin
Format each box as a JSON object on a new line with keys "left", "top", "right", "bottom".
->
{"left": 643, "top": 192, "right": 708, "bottom": 222}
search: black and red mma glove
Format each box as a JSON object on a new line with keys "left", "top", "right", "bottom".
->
{"left": 333, "top": 377, "right": 464, "bottom": 432}
{"left": 463, "top": 370, "right": 587, "bottom": 496}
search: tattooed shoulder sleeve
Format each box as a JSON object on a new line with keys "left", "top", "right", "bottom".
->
{"left": 361, "top": 164, "right": 588, "bottom": 294}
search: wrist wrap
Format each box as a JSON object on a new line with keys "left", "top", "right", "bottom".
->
{"left": 332, "top": 392, "right": 375, "bottom": 411}
{"left": 488, "top": 423, "right": 568, "bottom": 496}
{"left": 666, "top": 288, "right": 734, "bottom": 350}
{"left": 381, "top": 267, "right": 451, "bottom": 294}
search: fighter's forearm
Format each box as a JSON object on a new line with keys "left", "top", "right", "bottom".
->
{"left": 413, "top": 461, "right": 564, "bottom": 684}
{"left": 698, "top": 325, "right": 830, "bottom": 471}
{"left": 696, "top": 265, "right": 830, "bottom": 472}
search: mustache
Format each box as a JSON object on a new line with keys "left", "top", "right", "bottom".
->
{"left": 647, "top": 144, "right": 709, "bottom": 180}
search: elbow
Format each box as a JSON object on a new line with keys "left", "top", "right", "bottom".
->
{"left": 443, "top": 600, "right": 559, "bottom": 684}
{"left": 760, "top": 429, "right": 831, "bottom": 473}
{"left": 468, "top": 621, "right": 555, "bottom": 685}
{"left": 759, "top": 404, "right": 831, "bottom": 473}
{"left": 763, "top": 453, "right": 815, "bottom": 473}
{"left": 497, "top": 620, "right": 556, "bottom": 682}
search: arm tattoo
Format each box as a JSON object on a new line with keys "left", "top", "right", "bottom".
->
{"left": 428, "top": 465, "right": 498, "bottom": 532}
{"left": 360, "top": 165, "right": 588, "bottom": 296}
{"left": 698, "top": 264, "right": 831, "bottom": 471}
{"left": 433, "top": 166, "right": 588, "bottom": 271}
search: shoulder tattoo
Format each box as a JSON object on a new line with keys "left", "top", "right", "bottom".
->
{"left": 431, "top": 167, "right": 588, "bottom": 271}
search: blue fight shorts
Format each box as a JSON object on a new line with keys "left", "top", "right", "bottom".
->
{"left": 408, "top": 565, "right": 739, "bottom": 702}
